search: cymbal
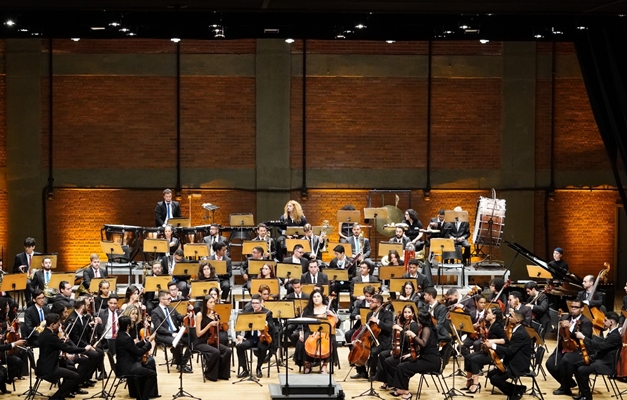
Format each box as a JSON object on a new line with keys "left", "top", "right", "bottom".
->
{"left": 419, "top": 229, "right": 440, "bottom": 233}
{"left": 383, "top": 222, "right": 409, "bottom": 231}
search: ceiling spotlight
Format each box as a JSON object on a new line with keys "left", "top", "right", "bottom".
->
{"left": 459, "top": 24, "right": 470, "bottom": 30}
{"left": 31, "top": 32, "right": 40, "bottom": 36}
{"left": 534, "top": 33, "right": 544, "bottom": 39}
{"left": 171, "top": 37, "right": 181, "bottom": 43}
{"left": 285, "top": 38, "right": 295, "bottom": 44}
{"left": 119, "top": 28, "right": 129, "bottom": 32}
{"left": 210, "top": 24, "right": 221, "bottom": 29}
{"left": 126, "top": 32, "right": 136, "bottom": 36}
{"left": 576, "top": 26, "right": 588, "bottom": 30}
{"left": 355, "top": 23, "right": 366, "bottom": 29}
{"left": 90, "top": 26, "right": 105, "bottom": 31}
{"left": 4, "top": 20, "right": 15, "bottom": 27}
{"left": 552, "top": 27, "right": 563, "bottom": 35}
{"left": 18, "top": 28, "right": 28, "bottom": 32}
{"left": 264, "top": 28, "right": 279, "bottom": 34}
{"left": 443, "top": 29, "right": 454, "bottom": 35}
{"left": 335, "top": 33, "right": 346, "bottom": 39}
{"left": 71, "top": 38, "right": 80, "bottom": 42}
{"left": 214, "top": 28, "right": 225, "bottom": 39}
{"left": 386, "top": 40, "right": 396, "bottom": 44}
{"left": 480, "top": 39, "right": 490, "bottom": 44}
{"left": 109, "top": 22, "right": 120, "bottom": 27}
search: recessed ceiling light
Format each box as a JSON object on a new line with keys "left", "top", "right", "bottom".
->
{"left": 386, "top": 40, "right": 396, "bottom": 44}
{"left": 71, "top": 38, "right": 80, "bottom": 42}
{"left": 285, "top": 38, "right": 295, "bottom": 44}
{"left": 5, "top": 20, "right": 15, "bottom": 27}
{"left": 171, "top": 37, "right": 181, "bottom": 43}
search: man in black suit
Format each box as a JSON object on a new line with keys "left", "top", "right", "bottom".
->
{"left": 203, "top": 224, "right": 229, "bottom": 257}
{"left": 300, "top": 259, "right": 329, "bottom": 285}
{"left": 116, "top": 315, "right": 158, "bottom": 400}
{"left": 284, "top": 279, "right": 309, "bottom": 300}
{"left": 343, "top": 285, "right": 376, "bottom": 345}
{"left": 576, "top": 274, "right": 606, "bottom": 311}
{"left": 487, "top": 310, "right": 532, "bottom": 400}
{"left": 389, "top": 226, "right": 410, "bottom": 249}
{"left": 347, "top": 224, "right": 371, "bottom": 261}
{"left": 235, "top": 294, "right": 274, "bottom": 379}
{"left": 82, "top": 254, "right": 108, "bottom": 292}
{"left": 328, "top": 244, "right": 357, "bottom": 295}
{"left": 283, "top": 244, "right": 309, "bottom": 274}
{"left": 302, "top": 224, "right": 324, "bottom": 261}
{"left": 252, "top": 223, "right": 277, "bottom": 260}
{"left": 0, "top": 337, "right": 26, "bottom": 394}
{"left": 151, "top": 290, "right": 192, "bottom": 373}
{"left": 422, "top": 287, "right": 452, "bottom": 343}
{"left": 12, "top": 236, "right": 39, "bottom": 274}
{"left": 22, "top": 289, "right": 48, "bottom": 346}
{"left": 52, "top": 281, "right": 75, "bottom": 309}
{"left": 208, "top": 241, "right": 232, "bottom": 301}
{"left": 96, "top": 296, "right": 120, "bottom": 354}
{"left": 155, "top": 188, "right": 181, "bottom": 227}
{"left": 29, "top": 256, "right": 54, "bottom": 303}
{"left": 161, "top": 249, "right": 191, "bottom": 298}
{"left": 573, "top": 311, "right": 622, "bottom": 400}
{"left": 401, "top": 259, "right": 432, "bottom": 291}
{"left": 524, "top": 281, "right": 550, "bottom": 338}
{"left": 350, "top": 294, "right": 393, "bottom": 380}
{"left": 448, "top": 206, "right": 471, "bottom": 265}
{"left": 546, "top": 299, "right": 594, "bottom": 396}
{"left": 350, "top": 260, "right": 379, "bottom": 296}
{"left": 37, "top": 313, "right": 94, "bottom": 400}
{"left": 506, "top": 291, "right": 532, "bottom": 327}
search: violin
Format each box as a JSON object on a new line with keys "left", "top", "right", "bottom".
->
{"left": 5, "top": 306, "right": 21, "bottom": 355}
{"left": 576, "top": 320, "right": 590, "bottom": 365}
{"left": 391, "top": 313, "right": 402, "bottom": 359}
{"left": 410, "top": 326, "right": 421, "bottom": 361}
{"left": 139, "top": 308, "right": 152, "bottom": 365}
{"left": 182, "top": 301, "right": 195, "bottom": 333}
{"left": 207, "top": 312, "right": 220, "bottom": 347}
{"left": 557, "top": 309, "right": 579, "bottom": 353}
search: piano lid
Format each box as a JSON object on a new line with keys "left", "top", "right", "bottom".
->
{"left": 505, "top": 241, "right": 583, "bottom": 289}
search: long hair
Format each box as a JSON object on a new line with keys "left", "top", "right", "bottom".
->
{"left": 201, "top": 295, "right": 216, "bottom": 316}
{"left": 489, "top": 306, "right": 504, "bottom": 325}
{"left": 125, "top": 285, "right": 140, "bottom": 302}
{"left": 284, "top": 200, "right": 305, "bottom": 223}
{"left": 122, "top": 304, "right": 140, "bottom": 326}
{"left": 402, "top": 280, "right": 416, "bottom": 297}
{"left": 399, "top": 304, "right": 417, "bottom": 325}
{"left": 197, "top": 261, "right": 217, "bottom": 280}
{"left": 418, "top": 310, "right": 434, "bottom": 328}
{"left": 257, "top": 263, "right": 276, "bottom": 279}
{"left": 303, "top": 289, "right": 327, "bottom": 314}
{"left": 405, "top": 209, "right": 419, "bottom": 223}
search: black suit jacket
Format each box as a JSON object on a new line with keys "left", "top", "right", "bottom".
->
{"left": 495, "top": 324, "right": 532, "bottom": 378}
{"left": 389, "top": 235, "right": 410, "bottom": 249}
{"left": 350, "top": 275, "right": 379, "bottom": 295}
{"left": 300, "top": 272, "right": 330, "bottom": 285}
{"left": 508, "top": 304, "right": 533, "bottom": 327}
{"left": 37, "top": 328, "right": 86, "bottom": 381}
{"left": 529, "top": 293, "right": 550, "bottom": 325}
{"left": 328, "top": 257, "right": 356, "bottom": 279}
{"left": 96, "top": 308, "right": 120, "bottom": 338}
{"left": 584, "top": 328, "right": 621, "bottom": 366}
{"left": 401, "top": 272, "right": 431, "bottom": 290}
{"left": 82, "top": 267, "right": 108, "bottom": 290}
{"left": 151, "top": 304, "right": 184, "bottom": 338}
{"left": 29, "top": 269, "right": 48, "bottom": 293}
{"left": 347, "top": 236, "right": 372, "bottom": 259}
{"left": 284, "top": 291, "right": 310, "bottom": 300}
{"left": 365, "top": 307, "right": 394, "bottom": 348}
{"left": 428, "top": 218, "right": 451, "bottom": 239}
{"left": 252, "top": 236, "right": 277, "bottom": 260}
{"left": 22, "top": 304, "right": 48, "bottom": 341}
{"left": 115, "top": 331, "right": 152, "bottom": 375}
{"left": 282, "top": 256, "right": 309, "bottom": 274}
{"left": 155, "top": 200, "right": 182, "bottom": 226}
{"left": 65, "top": 310, "right": 91, "bottom": 347}
{"left": 448, "top": 221, "right": 470, "bottom": 241}
{"left": 576, "top": 290, "right": 605, "bottom": 309}
{"left": 13, "top": 251, "right": 41, "bottom": 273}
{"left": 302, "top": 235, "right": 324, "bottom": 259}
{"left": 52, "top": 294, "right": 75, "bottom": 310}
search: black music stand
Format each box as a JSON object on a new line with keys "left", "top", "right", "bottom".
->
{"left": 266, "top": 301, "right": 296, "bottom": 370}
{"left": 448, "top": 313, "right": 474, "bottom": 380}
{"left": 233, "top": 313, "right": 267, "bottom": 386}
{"left": 351, "top": 326, "right": 384, "bottom": 400}
{"left": 430, "top": 238, "right": 457, "bottom": 291}
{"left": 364, "top": 207, "right": 388, "bottom": 263}
{"left": 171, "top": 327, "right": 199, "bottom": 400}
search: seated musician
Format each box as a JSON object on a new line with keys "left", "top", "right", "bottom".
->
{"left": 120, "top": 284, "right": 145, "bottom": 313}
{"left": 302, "top": 223, "right": 325, "bottom": 262}
{"left": 151, "top": 290, "right": 193, "bottom": 373}
{"left": 243, "top": 284, "right": 276, "bottom": 312}
{"left": 301, "top": 259, "right": 330, "bottom": 286}
{"left": 203, "top": 224, "right": 229, "bottom": 257}
{"left": 402, "top": 259, "right": 432, "bottom": 291}
{"left": 0, "top": 297, "right": 27, "bottom": 389}
{"left": 573, "top": 311, "right": 622, "bottom": 400}
{"left": 506, "top": 291, "right": 532, "bottom": 327}
{"left": 242, "top": 246, "right": 268, "bottom": 290}
{"left": 37, "top": 313, "right": 96, "bottom": 400}
{"left": 195, "top": 295, "right": 231, "bottom": 381}
{"left": 398, "top": 281, "right": 423, "bottom": 308}
{"left": 350, "top": 260, "right": 378, "bottom": 291}
{"left": 382, "top": 249, "right": 403, "bottom": 267}
{"left": 422, "top": 287, "right": 452, "bottom": 343}
{"left": 461, "top": 295, "right": 488, "bottom": 355}
{"left": 545, "top": 299, "right": 593, "bottom": 396}
{"left": 524, "top": 281, "right": 550, "bottom": 338}
{"left": 488, "top": 278, "right": 507, "bottom": 312}
{"left": 548, "top": 247, "right": 569, "bottom": 273}
{"left": 337, "top": 204, "right": 357, "bottom": 243}
{"left": 155, "top": 188, "right": 181, "bottom": 227}
{"left": 329, "top": 245, "right": 356, "bottom": 294}
{"left": 96, "top": 296, "right": 120, "bottom": 355}
{"left": 445, "top": 288, "right": 476, "bottom": 316}
{"left": 344, "top": 285, "right": 376, "bottom": 345}
{"left": 448, "top": 206, "right": 471, "bottom": 265}
{"left": 389, "top": 226, "right": 410, "bottom": 250}
{"left": 402, "top": 208, "right": 425, "bottom": 250}
{"left": 621, "top": 281, "right": 627, "bottom": 326}
{"left": 428, "top": 209, "right": 450, "bottom": 243}
{"left": 161, "top": 249, "right": 190, "bottom": 298}
{"left": 463, "top": 306, "right": 507, "bottom": 392}
{"left": 120, "top": 305, "right": 157, "bottom": 374}
{"left": 142, "top": 262, "right": 164, "bottom": 315}
{"left": 115, "top": 315, "right": 158, "bottom": 400}
{"left": 235, "top": 294, "right": 274, "bottom": 378}
{"left": 52, "top": 280, "right": 75, "bottom": 309}
{"left": 347, "top": 224, "right": 371, "bottom": 261}
{"left": 94, "top": 279, "right": 117, "bottom": 312}
{"left": 376, "top": 304, "right": 419, "bottom": 390}
{"left": 208, "top": 241, "right": 232, "bottom": 302}
{"left": 22, "top": 289, "right": 48, "bottom": 346}
{"left": 29, "top": 256, "right": 54, "bottom": 303}
{"left": 283, "top": 244, "right": 309, "bottom": 275}
{"left": 285, "top": 279, "right": 309, "bottom": 300}
{"left": 576, "top": 274, "right": 606, "bottom": 312}
{"left": 252, "top": 223, "right": 277, "bottom": 260}
{"left": 196, "top": 261, "right": 218, "bottom": 282}
{"left": 295, "top": 289, "right": 337, "bottom": 374}
{"left": 389, "top": 310, "right": 441, "bottom": 399}
{"left": 349, "top": 293, "right": 393, "bottom": 380}
{"left": 163, "top": 224, "right": 181, "bottom": 255}
{"left": 277, "top": 200, "right": 308, "bottom": 259}
{"left": 82, "top": 254, "right": 108, "bottom": 293}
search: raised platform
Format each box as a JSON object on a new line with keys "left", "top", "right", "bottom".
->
{"left": 269, "top": 374, "right": 345, "bottom": 400}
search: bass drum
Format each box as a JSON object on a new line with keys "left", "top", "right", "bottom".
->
{"left": 472, "top": 197, "right": 506, "bottom": 247}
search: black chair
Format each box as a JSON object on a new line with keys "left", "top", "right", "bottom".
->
{"left": 590, "top": 349, "right": 623, "bottom": 400}
{"left": 415, "top": 357, "right": 450, "bottom": 399}
{"left": 106, "top": 351, "right": 142, "bottom": 400}
{"left": 511, "top": 347, "right": 545, "bottom": 400}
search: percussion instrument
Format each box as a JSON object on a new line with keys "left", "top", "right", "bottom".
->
{"left": 142, "top": 226, "right": 163, "bottom": 240}
{"left": 472, "top": 196, "right": 506, "bottom": 247}
{"left": 180, "top": 226, "right": 210, "bottom": 245}
{"left": 101, "top": 224, "right": 142, "bottom": 259}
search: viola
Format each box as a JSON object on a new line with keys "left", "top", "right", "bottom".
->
{"left": 207, "top": 312, "right": 220, "bottom": 347}
{"left": 487, "top": 279, "right": 511, "bottom": 313}
{"left": 409, "top": 326, "right": 421, "bottom": 361}
{"left": 182, "top": 301, "right": 195, "bottom": 333}
{"left": 576, "top": 320, "right": 590, "bottom": 365}
{"left": 6, "top": 307, "right": 21, "bottom": 356}
{"left": 557, "top": 309, "right": 579, "bottom": 353}
{"left": 139, "top": 309, "right": 152, "bottom": 365}
{"left": 391, "top": 313, "right": 402, "bottom": 359}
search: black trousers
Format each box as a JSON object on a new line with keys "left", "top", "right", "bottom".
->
{"left": 195, "top": 343, "right": 231, "bottom": 381}
{"left": 574, "top": 359, "right": 614, "bottom": 396}
{"left": 48, "top": 367, "right": 82, "bottom": 400}
{"left": 546, "top": 349, "right": 581, "bottom": 390}
{"left": 125, "top": 362, "right": 158, "bottom": 400}
{"left": 488, "top": 368, "right": 524, "bottom": 397}
{"left": 236, "top": 338, "right": 270, "bottom": 372}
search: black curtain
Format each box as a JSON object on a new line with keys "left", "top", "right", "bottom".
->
{"left": 574, "top": 26, "right": 627, "bottom": 214}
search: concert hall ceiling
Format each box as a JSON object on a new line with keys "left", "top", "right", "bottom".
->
{"left": 0, "top": 0, "right": 626, "bottom": 41}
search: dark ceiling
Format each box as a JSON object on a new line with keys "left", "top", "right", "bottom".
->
{"left": 0, "top": 0, "right": 625, "bottom": 41}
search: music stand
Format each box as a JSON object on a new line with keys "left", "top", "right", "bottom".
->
{"left": 47, "top": 273, "right": 76, "bottom": 296}
{"left": 31, "top": 254, "right": 58, "bottom": 269}
{"left": 233, "top": 312, "right": 267, "bottom": 386}
{"left": 286, "top": 239, "right": 311, "bottom": 253}
{"left": 183, "top": 244, "right": 209, "bottom": 260}
{"left": 88, "top": 278, "right": 117, "bottom": 295}
{"left": 430, "top": 238, "right": 457, "bottom": 289}
{"left": 301, "top": 284, "right": 330, "bottom": 297}
{"left": 230, "top": 213, "right": 255, "bottom": 226}
{"left": 325, "top": 269, "right": 349, "bottom": 282}
{"left": 326, "top": 242, "right": 352, "bottom": 257}
{"left": 378, "top": 266, "right": 406, "bottom": 280}
{"left": 265, "top": 301, "right": 296, "bottom": 369}
{"left": 249, "top": 260, "right": 276, "bottom": 277}
{"left": 446, "top": 317, "right": 473, "bottom": 388}
{"left": 378, "top": 242, "right": 403, "bottom": 257}
{"left": 172, "top": 263, "right": 195, "bottom": 278}
{"left": 526, "top": 265, "right": 552, "bottom": 280}
{"left": 143, "top": 238, "right": 169, "bottom": 261}
{"left": 243, "top": 241, "right": 267, "bottom": 255}
{"left": 276, "top": 263, "right": 301, "bottom": 282}
{"left": 389, "top": 278, "right": 411, "bottom": 294}
{"left": 250, "top": 278, "right": 280, "bottom": 297}
{"left": 190, "top": 281, "right": 220, "bottom": 297}
{"left": 170, "top": 313, "right": 199, "bottom": 400}
{"left": 286, "top": 227, "right": 306, "bottom": 237}
{"left": 337, "top": 210, "right": 361, "bottom": 224}
{"left": 0, "top": 273, "right": 27, "bottom": 309}
{"left": 145, "top": 276, "right": 172, "bottom": 294}
{"left": 100, "top": 241, "right": 125, "bottom": 266}
{"left": 168, "top": 218, "right": 191, "bottom": 228}
{"left": 353, "top": 282, "right": 381, "bottom": 297}
{"left": 312, "top": 225, "right": 335, "bottom": 236}
{"left": 391, "top": 300, "right": 417, "bottom": 316}
{"left": 293, "top": 299, "right": 308, "bottom": 316}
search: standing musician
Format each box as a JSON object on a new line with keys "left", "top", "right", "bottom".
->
{"left": 428, "top": 210, "right": 450, "bottom": 241}
{"left": 576, "top": 275, "right": 606, "bottom": 311}
{"left": 82, "top": 254, "right": 108, "bottom": 292}
{"left": 506, "top": 291, "right": 532, "bottom": 326}
{"left": 203, "top": 224, "right": 228, "bottom": 257}
{"left": 155, "top": 188, "right": 181, "bottom": 227}
{"left": 390, "top": 310, "right": 441, "bottom": 400}
{"left": 344, "top": 285, "right": 376, "bottom": 345}
{"left": 297, "top": 289, "right": 337, "bottom": 374}
{"left": 376, "top": 304, "right": 419, "bottom": 390}
{"left": 235, "top": 294, "right": 274, "bottom": 379}
{"left": 115, "top": 315, "right": 158, "bottom": 400}
{"left": 422, "top": 287, "right": 451, "bottom": 343}
{"left": 488, "top": 278, "right": 508, "bottom": 312}
{"left": 21, "top": 289, "right": 48, "bottom": 346}
{"left": 162, "top": 224, "right": 181, "bottom": 255}
{"left": 402, "top": 259, "right": 432, "bottom": 291}
{"left": 194, "top": 296, "right": 231, "bottom": 381}
{"left": 151, "top": 290, "right": 193, "bottom": 373}
{"left": 349, "top": 294, "right": 393, "bottom": 380}
{"left": 94, "top": 279, "right": 117, "bottom": 312}
{"left": 328, "top": 245, "right": 357, "bottom": 295}
{"left": 548, "top": 247, "right": 569, "bottom": 273}
{"left": 277, "top": 200, "right": 308, "bottom": 259}
{"left": 545, "top": 299, "right": 593, "bottom": 396}
{"left": 389, "top": 226, "right": 411, "bottom": 249}
{"left": 29, "top": 256, "right": 54, "bottom": 301}
{"left": 96, "top": 296, "right": 120, "bottom": 355}
{"left": 252, "top": 223, "right": 277, "bottom": 260}
{"left": 463, "top": 306, "right": 508, "bottom": 393}
{"left": 301, "top": 259, "right": 330, "bottom": 286}
{"left": 347, "top": 224, "right": 371, "bottom": 262}
{"left": 487, "top": 309, "right": 532, "bottom": 400}
{"left": 13, "top": 237, "right": 40, "bottom": 274}
{"left": 402, "top": 209, "right": 425, "bottom": 250}
{"left": 524, "top": 281, "right": 551, "bottom": 338}
{"left": 208, "top": 241, "right": 232, "bottom": 302}
{"left": 37, "top": 313, "right": 96, "bottom": 400}
{"left": 573, "top": 311, "right": 622, "bottom": 400}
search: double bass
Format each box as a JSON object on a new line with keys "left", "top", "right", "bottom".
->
{"left": 347, "top": 300, "right": 389, "bottom": 367}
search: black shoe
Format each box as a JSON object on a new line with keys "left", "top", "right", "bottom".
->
{"left": 96, "top": 371, "right": 106, "bottom": 380}
{"left": 76, "top": 389, "right": 89, "bottom": 395}
{"left": 350, "top": 372, "right": 367, "bottom": 379}
{"left": 256, "top": 368, "right": 263, "bottom": 378}
{"left": 573, "top": 396, "right": 592, "bottom": 400}
{"left": 67, "top": 394, "right": 76, "bottom": 398}
{"left": 516, "top": 386, "right": 527, "bottom": 395}
{"left": 183, "top": 366, "right": 193, "bottom": 373}
{"left": 0, "top": 389, "right": 10, "bottom": 394}
{"left": 554, "top": 389, "right": 573, "bottom": 396}
{"left": 88, "top": 379, "right": 97, "bottom": 385}
{"left": 237, "top": 370, "right": 249, "bottom": 378}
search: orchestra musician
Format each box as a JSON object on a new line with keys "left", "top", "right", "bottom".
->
{"left": 194, "top": 296, "right": 232, "bottom": 381}
{"left": 338, "top": 204, "right": 357, "bottom": 243}
{"left": 297, "top": 289, "right": 337, "bottom": 374}
{"left": 301, "top": 259, "right": 330, "bottom": 286}
{"left": 390, "top": 226, "right": 410, "bottom": 249}
{"left": 151, "top": 290, "right": 193, "bottom": 373}
{"left": 422, "top": 287, "right": 451, "bottom": 343}
{"left": 121, "top": 305, "right": 158, "bottom": 384}
{"left": 524, "top": 281, "right": 550, "bottom": 338}
{"left": 203, "top": 224, "right": 228, "bottom": 257}
{"left": 350, "top": 260, "right": 378, "bottom": 293}
{"left": 506, "top": 291, "right": 532, "bottom": 327}
{"left": 445, "top": 288, "right": 476, "bottom": 316}
{"left": 13, "top": 237, "right": 40, "bottom": 274}
{"left": 488, "top": 278, "right": 508, "bottom": 312}
{"left": 448, "top": 206, "right": 471, "bottom": 265}
{"left": 235, "top": 294, "right": 274, "bottom": 379}
{"left": 389, "top": 310, "right": 441, "bottom": 400}
{"left": 283, "top": 244, "right": 309, "bottom": 275}
{"left": 402, "top": 259, "right": 432, "bottom": 291}
{"left": 208, "top": 241, "right": 232, "bottom": 302}
{"left": 277, "top": 200, "right": 308, "bottom": 259}
{"left": 94, "top": 279, "right": 117, "bottom": 312}
{"left": 161, "top": 249, "right": 191, "bottom": 299}
{"left": 545, "top": 299, "right": 593, "bottom": 396}
{"left": 302, "top": 224, "right": 325, "bottom": 261}
{"left": 196, "top": 261, "right": 219, "bottom": 282}
{"left": 461, "top": 295, "right": 488, "bottom": 356}
{"left": 120, "top": 285, "right": 145, "bottom": 313}
{"left": 397, "top": 281, "right": 424, "bottom": 308}
{"left": 252, "top": 223, "right": 277, "bottom": 260}
{"left": 0, "top": 259, "right": 19, "bottom": 312}
{"left": 242, "top": 246, "right": 268, "bottom": 290}
{"left": 381, "top": 249, "right": 403, "bottom": 266}
{"left": 328, "top": 244, "right": 356, "bottom": 295}
{"left": 155, "top": 188, "right": 181, "bottom": 227}
{"left": 52, "top": 281, "right": 75, "bottom": 309}
{"left": 548, "top": 247, "right": 569, "bottom": 273}
{"left": 81, "top": 254, "right": 108, "bottom": 292}
{"left": 344, "top": 285, "right": 376, "bottom": 345}
{"left": 347, "top": 224, "right": 371, "bottom": 261}
{"left": 576, "top": 275, "right": 606, "bottom": 311}
{"left": 0, "top": 297, "right": 27, "bottom": 389}
{"left": 29, "top": 256, "right": 53, "bottom": 302}
{"left": 96, "top": 296, "right": 120, "bottom": 355}
{"left": 572, "top": 311, "right": 622, "bottom": 400}
{"left": 376, "top": 304, "right": 419, "bottom": 390}
{"left": 115, "top": 315, "right": 158, "bottom": 400}
{"left": 21, "top": 289, "right": 48, "bottom": 346}
{"left": 349, "top": 294, "right": 393, "bottom": 380}
{"left": 402, "top": 209, "right": 425, "bottom": 250}
{"left": 428, "top": 210, "right": 450, "bottom": 241}
{"left": 36, "top": 313, "right": 96, "bottom": 400}
{"left": 285, "top": 279, "right": 309, "bottom": 300}
{"left": 463, "top": 306, "right": 508, "bottom": 393}
{"left": 487, "top": 309, "right": 532, "bottom": 400}
{"left": 162, "top": 224, "right": 181, "bottom": 255}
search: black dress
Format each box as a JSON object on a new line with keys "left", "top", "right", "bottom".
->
{"left": 377, "top": 321, "right": 420, "bottom": 386}
{"left": 194, "top": 314, "right": 232, "bottom": 381}
{"left": 463, "top": 321, "right": 508, "bottom": 374}
{"left": 392, "top": 325, "right": 441, "bottom": 390}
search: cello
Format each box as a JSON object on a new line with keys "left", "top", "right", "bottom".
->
{"left": 304, "top": 294, "right": 337, "bottom": 360}
{"left": 347, "top": 300, "right": 389, "bottom": 367}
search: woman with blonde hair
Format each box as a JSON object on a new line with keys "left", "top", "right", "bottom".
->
{"left": 277, "top": 200, "right": 308, "bottom": 258}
